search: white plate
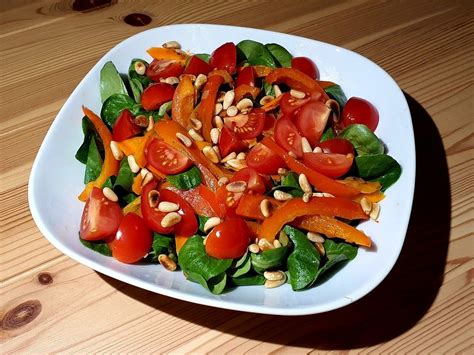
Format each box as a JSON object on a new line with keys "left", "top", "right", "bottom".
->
{"left": 28, "top": 24, "right": 415, "bottom": 316}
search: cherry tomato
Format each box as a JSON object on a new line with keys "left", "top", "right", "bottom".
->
{"left": 209, "top": 42, "right": 237, "bottom": 74}
{"left": 112, "top": 109, "right": 142, "bottom": 142}
{"left": 141, "top": 83, "right": 175, "bottom": 111}
{"left": 224, "top": 108, "right": 266, "bottom": 140}
{"left": 292, "top": 56, "right": 320, "bottom": 80}
{"left": 263, "top": 113, "right": 276, "bottom": 132}
{"left": 216, "top": 185, "right": 243, "bottom": 217}
{"left": 231, "top": 167, "right": 268, "bottom": 195}
{"left": 341, "top": 97, "right": 379, "bottom": 132}
{"left": 294, "top": 101, "right": 331, "bottom": 146}
{"left": 314, "top": 138, "right": 354, "bottom": 155}
{"left": 246, "top": 143, "right": 286, "bottom": 175}
{"left": 145, "top": 138, "right": 192, "bottom": 175}
{"left": 218, "top": 126, "right": 248, "bottom": 157}
{"left": 159, "top": 189, "right": 198, "bottom": 237}
{"left": 146, "top": 59, "right": 184, "bottom": 81}
{"left": 141, "top": 180, "right": 174, "bottom": 234}
{"left": 80, "top": 187, "right": 123, "bottom": 241}
{"left": 205, "top": 218, "right": 252, "bottom": 259}
{"left": 280, "top": 92, "right": 311, "bottom": 116}
{"left": 274, "top": 116, "right": 304, "bottom": 158}
{"left": 184, "top": 55, "right": 213, "bottom": 76}
{"left": 302, "top": 152, "right": 354, "bottom": 178}
{"left": 236, "top": 66, "right": 255, "bottom": 87}
{"left": 109, "top": 213, "right": 152, "bottom": 264}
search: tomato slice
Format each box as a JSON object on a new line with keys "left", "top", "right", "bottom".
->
{"left": 246, "top": 143, "right": 286, "bottom": 175}
{"left": 141, "top": 83, "right": 175, "bottom": 111}
{"left": 280, "top": 92, "right": 311, "bottom": 116}
{"left": 216, "top": 185, "right": 243, "bottom": 218}
{"left": 218, "top": 126, "right": 248, "bottom": 157}
{"left": 294, "top": 101, "right": 331, "bottom": 146}
{"left": 159, "top": 189, "right": 198, "bottom": 236}
{"left": 315, "top": 138, "right": 354, "bottom": 155}
{"left": 109, "top": 213, "right": 152, "bottom": 264}
{"left": 231, "top": 167, "right": 268, "bottom": 195}
{"left": 80, "top": 187, "right": 123, "bottom": 241}
{"left": 209, "top": 42, "right": 237, "bottom": 74}
{"left": 205, "top": 218, "right": 252, "bottom": 259}
{"left": 274, "top": 115, "right": 304, "bottom": 158}
{"left": 223, "top": 108, "right": 266, "bottom": 140}
{"left": 236, "top": 66, "right": 255, "bottom": 87}
{"left": 146, "top": 59, "right": 184, "bottom": 81}
{"left": 302, "top": 152, "right": 354, "bottom": 178}
{"left": 291, "top": 56, "right": 320, "bottom": 80}
{"left": 141, "top": 180, "right": 174, "bottom": 234}
{"left": 145, "top": 138, "right": 192, "bottom": 175}
{"left": 341, "top": 97, "right": 379, "bottom": 132}
{"left": 184, "top": 55, "right": 213, "bottom": 76}
{"left": 112, "top": 109, "right": 142, "bottom": 142}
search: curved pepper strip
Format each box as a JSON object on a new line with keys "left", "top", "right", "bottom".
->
{"left": 235, "top": 193, "right": 282, "bottom": 220}
{"left": 253, "top": 65, "right": 273, "bottom": 77}
{"left": 261, "top": 137, "right": 360, "bottom": 198}
{"left": 266, "top": 68, "right": 329, "bottom": 101}
{"left": 78, "top": 107, "right": 119, "bottom": 201}
{"left": 146, "top": 47, "right": 187, "bottom": 64}
{"left": 208, "top": 69, "right": 234, "bottom": 84}
{"left": 317, "top": 80, "right": 337, "bottom": 89}
{"left": 197, "top": 74, "right": 225, "bottom": 142}
{"left": 172, "top": 74, "right": 195, "bottom": 129}
{"left": 259, "top": 197, "right": 368, "bottom": 242}
{"left": 261, "top": 95, "right": 283, "bottom": 112}
{"left": 163, "top": 184, "right": 220, "bottom": 217}
{"left": 235, "top": 84, "right": 261, "bottom": 102}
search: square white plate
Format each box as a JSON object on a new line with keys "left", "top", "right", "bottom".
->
{"left": 29, "top": 24, "right": 415, "bottom": 315}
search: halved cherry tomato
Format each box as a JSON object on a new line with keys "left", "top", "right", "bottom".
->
{"left": 274, "top": 116, "right": 303, "bottom": 158}
{"left": 159, "top": 189, "right": 198, "bottom": 236}
{"left": 109, "top": 213, "right": 152, "bottom": 264}
{"left": 231, "top": 167, "right": 268, "bottom": 194}
{"left": 216, "top": 185, "right": 242, "bottom": 217}
{"left": 184, "top": 55, "right": 213, "bottom": 76}
{"left": 292, "top": 56, "right": 320, "bottom": 80}
{"left": 246, "top": 143, "right": 285, "bottom": 175}
{"left": 280, "top": 92, "right": 311, "bottom": 116}
{"left": 263, "top": 112, "right": 276, "bottom": 132}
{"left": 146, "top": 59, "right": 184, "bottom": 81}
{"left": 141, "top": 83, "right": 175, "bottom": 111}
{"left": 80, "top": 187, "right": 123, "bottom": 241}
{"left": 141, "top": 180, "right": 174, "bottom": 234}
{"left": 218, "top": 126, "right": 248, "bottom": 157}
{"left": 224, "top": 108, "right": 266, "bottom": 140}
{"left": 294, "top": 101, "right": 331, "bottom": 146}
{"left": 145, "top": 138, "right": 192, "bottom": 175}
{"left": 315, "top": 138, "right": 354, "bottom": 155}
{"left": 205, "top": 218, "right": 251, "bottom": 259}
{"left": 302, "top": 152, "right": 354, "bottom": 178}
{"left": 209, "top": 42, "right": 237, "bottom": 74}
{"left": 236, "top": 66, "right": 255, "bottom": 87}
{"left": 341, "top": 97, "right": 379, "bottom": 132}
{"left": 112, "top": 109, "right": 142, "bottom": 142}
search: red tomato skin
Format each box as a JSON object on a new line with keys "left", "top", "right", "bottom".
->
{"left": 216, "top": 186, "right": 242, "bottom": 218}
{"left": 141, "top": 180, "right": 174, "bottom": 234}
{"left": 141, "top": 83, "right": 175, "bottom": 111}
{"left": 315, "top": 138, "right": 354, "bottom": 155}
{"left": 274, "top": 116, "right": 304, "bottom": 158}
{"left": 224, "top": 109, "right": 266, "bottom": 140}
{"left": 236, "top": 66, "right": 255, "bottom": 87}
{"left": 145, "top": 138, "right": 192, "bottom": 175}
{"left": 280, "top": 92, "right": 311, "bottom": 116}
{"left": 146, "top": 59, "right": 184, "bottom": 81}
{"left": 341, "top": 97, "right": 379, "bottom": 132}
{"left": 80, "top": 187, "right": 123, "bottom": 241}
{"left": 246, "top": 143, "right": 286, "bottom": 175}
{"left": 292, "top": 56, "right": 320, "bottom": 80}
{"left": 302, "top": 152, "right": 354, "bottom": 178}
{"left": 184, "top": 55, "right": 213, "bottom": 76}
{"left": 209, "top": 42, "right": 237, "bottom": 74}
{"left": 231, "top": 167, "right": 268, "bottom": 195}
{"left": 205, "top": 218, "right": 252, "bottom": 259}
{"left": 159, "top": 189, "right": 198, "bottom": 237}
{"left": 109, "top": 213, "right": 152, "bottom": 264}
{"left": 218, "top": 126, "right": 248, "bottom": 157}
{"left": 294, "top": 101, "right": 331, "bottom": 146}
{"left": 112, "top": 109, "right": 142, "bottom": 142}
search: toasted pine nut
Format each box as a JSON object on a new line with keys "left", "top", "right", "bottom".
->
{"left": 226, "top": 105, "right": 238, "bottom": 117}
{"left": 370, "top": 202, "right": 380, "bottom": 221}
{"left": 313, "top": 146, "right": 323, "bottom": 153}
{"left": 202, "top": 146, "right": 219, "bottom": 163}
{"left": 307, "top": 232, "right": 325, "bottom": 243}
{"left": 277, "top": 168, "right": 288, "bottom": 175}
{"left": 190, "top": 118, "right": 202, "bottom": 130}
{"left": 273, "top": 84, "right": 282, "bottom": 97}
{"left": 259, "top": 95, "right": 275, "bottom": 105}
{"left": 360, "top": 197, "right": 372, "bottom": 215}
{"left": 110, "top": 141, "right": 123, "bottom": 160}
{"left": 226, "top": 158, "right": 247, "bottom": 170}
{"left": 162, "top": 40, "right": 181, "bottom": 49}
{"left": 214, "top": 115, "right": 224, "bottom": 129}
{"left": 127, "top": 155, "right": 140, "bottom": 173}
{"left": 134, "top": 61, "right": 146, "bottom": 75}
{"left": 161, "top": 212, "right": 182, "bottom": 228}
{"left": 148, "top": 189, "right": 160, "bottom": 208}
{"left": 265, "top": 278, "right": 286, "bottom": 288}
{"left": 273, "top": 239, "right": 282, "bottom": 248}
{"left": 273, "top": 190, "right": 293, "bottom": 201}
{"left": 176, "top": 132, "right": 192, "bottom": 147}
{"left": 303, "top": 192, "right": 312, "bottom": 203}
{"left": 315, "top": 242, "right": 326, "bottom": 256}
{"left": 298, "top": 173, "right": 312, "bottom": 193}
{"left": 221, "top": 152, "right": 236, "bottom": 163}
{"left": 103, "top": 187, "right": 118, "bottom": 202}
{"left": 217, "top": 176, "right": 229, "bottom": 187}
{"left": 158, "top": 254, "right": 177, "bottom": 271}
{"left": 223, "top": 90, "right": 235, "bottom": 109}
{"left": 214, "top": 103, "right": 223, "bottom": 115}
{"left": 194, "top": 74, "right": 207, "bottom": 90}
{"left": 158, "top": 201, "right": 180, "bottom": 213}
{"left": 188, "top": 128, "right": 204, "bottom": 142}
{"left": 161, "top": 76, "right": 179, "bottom": 85}
{"left": 212, "top": 145, "right": 221, "bottom": 160}
{"left": 301, "top": 137, "right": 312, "bottom": 153}
{"left": 226, "top": 180, "right": 247, "bottom": 193}
{"left": 140, "top": 167, "right": 150, "bottom": 178}
{"left": 141, "top": 171, "right": 153, "bottom": 187}
{"left": 236, "top": 98, "right": 253, "bottom": 111}
{"left": 210, "top": 128, "right": 220, "bottom": 145}
{"left": 290, "top": 89, "right": 306, "bottom": 99}
{"left": 258, "top": 238, "right": 274, "bottom": 251}
{"left": 134, "top": 114, "right": 148, "bottom": 127}
{"left": 313, "top": 192, "right": 335, "bottom": 198}
{"left": 236, "top": 152, "right": 246, "bottom": 160}
{"left": 278, "top": 231, "right": 289, "bottom": 246}
{"left": 203, "top": 217, "right": 221, "bottom": 233}
{"left": 264, "top": 270, "right": 285, "bottom": 281}
{"left": 260, "top": 199, "right": 271, "bottom": 218}
{"left": 248, "top": 243, "right": 260, "bottom": 253}
{"left": 146, "top": 115, "right": 154, "bottom": 131}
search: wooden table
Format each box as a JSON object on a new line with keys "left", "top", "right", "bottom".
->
{"left": 1, "top": 0, "right": 472, "bottom": 352}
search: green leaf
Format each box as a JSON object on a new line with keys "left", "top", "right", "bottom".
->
{"left": 102, "top": 177, "right": 114, "bottom": 190}
{"left": 265, "top": 43, "right": 292, "bottom": 67}
{"left": 195, "top": 53, "right": 210, "bottom": 63}
{"left": 187, "top": 271, "right": 227, "bottom": 295}
{"left": 80, "top": 237, "right": 112, "bottom": 257}
{"left": 339, "top": 124, "right": 384, "bottom": 156}
{"left": 121, "top": 193, "right": 138, "bottom": 205}
{"left": 150, "top": 233, "right": 175, "bottom": 260}
{"left": 75, "top": 116, "right": 99, "bottom": 164}
{"left": 251, "top": 246, "right": 288, "bottom": 273}
{"left": 114, "top": 158, "right": 134, "bottom": 192}
{"left": 129, "top": 77, "right": 144, "bottom": 104}
{"left": 315, "top": 239, "right": 358, "bottom": 280}
{"left": 355, "top": 154, "right": 402, "bottom": 190}
{"left": 228, "top": 253, "right": 252, "bottom": 278}
{"left": 197, "top": 215, "right": 210, "bottom": 233}
{"left": 284, "top": 225, "right": 320, "bottom": 290}
{"left": 320, "top": 127, "right": 336, "bottom": 142}
{"left": 157, "top": 101, "right": 173, "bottom": 119}
{"left": 237, "top": 40, "right": 277, "bottom": 67}
{"left": 100, "top": 94, "right": 140, "bottom": 127}
{"left": 262, "top": 80, "right": 275, "bottom": 97}
{"left": 167, "top": 166, "right": 202, "bottom": 190}
{"left": 270, "top": 172, "right": 303, "bottom": 197}
{"left": 100, "top": 61, "right": 128, "bottom": 103}
{"left": 325, "top": 85, "right": 347, "bottom": 108}
{"left": 230, "top": 274, "right": 265, "bottom": 286}
{"left": 84, "top": 137, "right": 103, "bottom": 184}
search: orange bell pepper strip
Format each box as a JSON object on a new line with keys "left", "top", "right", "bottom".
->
{"left": 340, "top": 177, "right": 381, "bottom": 194}
{"left": 259, "top": 197, "right": 368, "bottom": 242}
{"left": 246, "top": 221, "right": 261, "bottom": 239}
{"left": 235, "top": 84, "right": 261, "bottom": 102}
{"left": 175, "top": 235, "right": 189, "bottom": 254}
{"left": 208, "top": 69, "right": 234, "bottom": 84}
{"left": 122, "top": 196, "right": 142, "bottom": 216}
{"left": 162, "top": 184, "right": 220, "bottom": 217}
{"left": 147, "top": 47, "right": 187, "bottom": 64}
{"left": 78, "top": 107, "right": 120, "bottom": 201}
{"left": 235, "top": 194, "right": 283, "bottom": 220}
{"left": 116, "top": 136, "right": 142, "bottom": 157}
{"left": 131, "top": 174, "right": 143, "bottom": 195}
{"left": 354, "top": 191, "right": 385, "bottom": 203}
{"left": 261, "top": 95, "right": 283, "bottom": 112}
{"left": 197, "top": 74, "right": 224, "bottom": 142}
{"left": 253, "top": 65, "right": 273, "bottom": 77}
{"left": 171, "top": 75, "right": 195, "bottom": 129}
{"left": 292, "top": 215, "right": 371, "bottom": 247}
{"left": 317, "top": 80, "right": 337, "bottom": 89}
{"left": 146, "top": 165, "right": 166, "bottom": 179}
{"left": 261, "top": 137, "right": 360, "bottom": 198}
{"left": 265, "top": 68, "right": 329, "bottom": 101}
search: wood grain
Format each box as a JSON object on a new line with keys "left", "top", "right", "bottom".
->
{"left": 1, "top": 0, "right": 473, "bottom": 353}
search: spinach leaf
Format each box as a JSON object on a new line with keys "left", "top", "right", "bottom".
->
{"left": 339, "top": 124, "right": 384, "bottom": 156}
{"left": 102, "top": 177, "right": 114, "bottom": 190}
{"left": 284, "top": 225, "right": 320, "bottom": 290}
{"left": 84, "top": 137, "right": 103, "bottom": 184}
{"left": 167, "top": 166, "right": 202, "bottom": 190}
{"left": 101, "top": 94, "right": 140, "bottom": 127}
{"left": 325, "top": 85, "right": 347, "bottom": 108}
{"left": 237, "top": 40, "right": 277, "bottom": 67}
{"left": 75, "top": 116, "right": 100, "bottom": 164}
{"left": 270, "top": 172, "right": 303, "bottom": 197}
{"left": 150, "top": 233, "right": 175, "bottom": 261}
{"left": 262, "top": 80, "right": 275, "bottom": 97}
{"left": 228, "top": 252, "right": 252, "bottom": 278}
{"left": 188, "top": 272, "right": 227, "bottom": 295}
{"left": 315, "top": 239, "right": 358, "bottom": 280}
{"left": 128, "top": 59, "right": 151, "bottom": 103}
{"left": 251, "top": 246, "right": 288, "bottom": 273}
{"left": 195, "top": 53, "right": 210, "bottom": 63}
{"left": 114, "top": 158, "right": 134, "bottom": 192}
{"left": 230, "top": 274, "right": 265, "bottom": 286}
{"left": 265, "top": 43, "right": 292, "bottom": 67}
{"left": 197, "top": 215, "right": 210, "bottom": 233}
{"left": 320, "top": 127, "right": 335, "bottom": 142}
{"left": 355, "top": 154, "right": 402, "bottom": 190}
{"left": 121, "top": 193, "right": 138, "bottom": 205}
{"left": 157, "top": 101, "right": 173, "bottom": 119}
{"left": 80, "top": 237, "right": 112, "bottom": 257}
{"left": 100, "top": 61, "right": 128, "bottom": 103}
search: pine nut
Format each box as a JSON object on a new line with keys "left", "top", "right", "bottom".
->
{"left": 134, "top": 114, "right": 148, "bottom": 127}
{"left": 226, "top": 158, "right": 247, "bottom": 171}
{"left": 226, "top": 180, "right": 247, "bottom": 193}
{"left": 103, "top": 187, "right": 118, "bottom": 202}
{"left": 162, "top": 40, "right": 181, "bottom": 49}
{"left": 188, "top": 128, "right": 204, "bottom": 142}
{"left": 315, "top": 242, "right": 326, "bottom": 256}
{"left": 264, "top": 270, "right": 285, "bottom": 281}
{"left": 248, "top": 243, "right": 260, "bottom": 253}
{"left": 236, "top": 98, "right": 253, "bottom": 111}
{"left": 127, "top": 155, "right": 140, "bottom": 173}
{"left": 161, "top": 76, "right": 179, "bottom": 85}
{"left": 223, "top": 90, "right": 235, "bottom": 109}
{"left": 212, "top": 145, "right": 221, "bottom": 160}
{"left": 298, "top": 173, "right": 312, "bottom": 193}
{"left": 214, "top": 103, "right": 223, "bottom": 115}
{"left": 218, "top": 176, "right": 229, "bottom": 187}
{"left": 277, "top": 168, "right": 288, "bottom": 175}
{"left": 146, "top": 115, "right": 154, "bottom": 131}
{"left": 161, "top": 212, "right": 182, "bottom": 228}
{"left": 265, "top": 278, "right": 286, "bottom": 288}
{"left": 202, "top": 146, "right": 219, "bottom": 163}
{"left": 194, "top": 74, "right": 207, "bottom": 90}
{"left": 158, "top": 201, "right": 180, "bottom": 213}
{"left": 110, "top": 141, "right": 123, "bottom": 160}
{"left": 210, "top": 128, "right": 220, "bottom": 144}
{"left": 190, "top": 118, "right": 202, "bottom": 130}
{"left": 148, "top": 189, "right": 160, "bottom": 208}
{"left": 141, "top": 171, "right": 153, "bottom": 187}
{"left": 259, "top": 95, "right": 275, "bottom": 105}
{"left": 278, "top": 231, "right": 289, "bottom": 246}
{"left": 313, "top": 192, "right": 335, "bottom": 198}
{"left": 260, "top": 199, "right": 271, "bottom": 218}
{"left": 140, "top": 167, "right": 150, "bottom": 178}
{"left": 290, "top": 89, "right": 306, "bottom": 99}
{"left": 313, "top": 146, "right": 323, "bottom": 153}
{"left": 258, "top": 238, "right": 274, "bottom": 251}
{"left": 273, "top": 84, "right": 282, "bottom": 97}
{"left": 301, "top": 137, "right": 312, "bottom": 153}
{"left": 273, "top": 190, "right": 293, "bottom": 201}
{"left": 226, "top": 105, "right": 238, "bottom": 117}
{"left": 303, "top": 192, "right": 312, "bottom": 203}
{"left": 370, "top": 202, "right": 380, "bottom": 221}
{"left": 180, "top": 73, "right": 196, "bottom": 82}
{"left": 221, "top": 152, "right": 237, "bottom": 163}
{"left": 176, "top": 132, "right": 192, "bottom": 147}
{"left": 360, "top": 197, "right": 372, "bottom": 215}
{"left": 307, "top": 232, "right": 325, "bottom": 243}
{"left": 273, "top": 239, "right": 282, "bottom": 248}
{"left": 134, "top": 61, "right": 146, "bottom": 75}
{"left": 214, "top": 115, "right": 224, "bottom": 129}
{"left": 217, "top": 91, "right": 226, "bottom": 102}
{"left": 288, "top": 151, "right": 297, "bottom": 158}
{"left": 203, "top": 217, "right": 221, "bottom": 233}
{"left": 158, "top": 254, "right": 177, "bottom": 271}
{"left": 236, "top": 152, "right": 246, "bottom": 160}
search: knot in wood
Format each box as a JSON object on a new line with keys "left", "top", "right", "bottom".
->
{"left": 1, "top": 300, "right": 42, "bottom": 330}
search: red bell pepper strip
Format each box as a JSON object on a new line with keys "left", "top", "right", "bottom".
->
{"left": 172, "top": 74, "right": 195, "bottom": 129}
{"left": 235, "top": 84, "right": 261, "bottom": 102}
{"left": 261, "top": 137, "right": 360, "bottom": 198}
{"left": 78, "top": 107, "right": 120, "bottom": 201}
{"left": 235, "top": 194, "right": 282, "bottom": 220}
{"left": 162, "top": 184, "right": 221, "bottom": 217}
{"left": 197, "top": 74, "right": 224, "bottom": 142}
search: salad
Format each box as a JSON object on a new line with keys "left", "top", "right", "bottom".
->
{"left": 76, "top": 39, "right": 401, "bottom": 294}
